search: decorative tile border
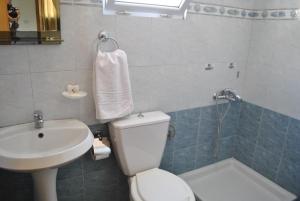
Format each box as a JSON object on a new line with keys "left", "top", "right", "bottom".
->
{"left": 60, "top": 0, "right": 300, "bottom": 20}
{"left": 189, "top": 2, "right": 300, "bottom": 20}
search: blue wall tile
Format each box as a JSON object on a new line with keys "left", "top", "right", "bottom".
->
{"left": 234, "top": 136, "right": 255, "bottom": 167}
{"left": 284, "top": 118, "right": 300, "bottom": 164}
{"left": 218, "top": 135, "right": 236, "bottom": 161}
{"left": 57, "top": 176, "right": 84, "bottom": 201}
{"left": 201, "top": 105, "right": 217, "bottom": 121}
{"left": 261, "top": 109, "right": 289, "bottom": 133}
{"left": 173, "top": 146, "right": 196, "bottom": 174}
{"left": 236, "top": 102, "right": 300, "bottom": 198}
{"left": 195, "top": 142, "right": 215, "bottom": 168}
{"left": 198, "top": 118, "right": 217, "bottom": 145}
{"left": 174, "top": 108, "right": 201, "bottom": 149}
{"left": 252, "top": 146, "right": 280, "bottom": 181}
{"left": 57, "top": 159, "right": 83, "bottom": 180}
{"left": 257, "top": 123, "right": 286, "bottom": 155}
{"left": 238, "top": 102, "right": 262, "bottom": 143}
{"left": 277, "top": 159, "right": 300, "bottom": 196}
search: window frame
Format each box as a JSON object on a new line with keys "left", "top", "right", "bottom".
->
{"left": 103, "top": 0, "right": 190, "bottom": 19}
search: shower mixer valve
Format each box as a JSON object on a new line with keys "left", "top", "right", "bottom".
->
{"left": 213, "top": 89, "right": 242, "bottom": 102}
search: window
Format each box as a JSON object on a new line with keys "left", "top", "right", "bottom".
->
{"left": 103, "top": 0, "right": 190, "bottom": 19}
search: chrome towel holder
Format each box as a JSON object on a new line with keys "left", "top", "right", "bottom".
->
{"left": 97, "top": 30, "right": 120, "bottom": 51}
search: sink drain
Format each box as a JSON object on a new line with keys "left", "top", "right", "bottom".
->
{"left": 38, "top": 133, "right": 44, "bottom": 138}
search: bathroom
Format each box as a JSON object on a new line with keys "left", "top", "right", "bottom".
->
{"left": 0, "top": 0, "right": 299, "bottom": 200}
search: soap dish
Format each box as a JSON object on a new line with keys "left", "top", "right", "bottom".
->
{"left": 62, "top": 91, "right": 87, "bottom": 100}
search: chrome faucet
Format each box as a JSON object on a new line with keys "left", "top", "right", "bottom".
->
{"left": 33, "top": 110, "right": 44, "bottom": 129}
{"left": 213, "top": 89, "right": 242, "bottom": 102}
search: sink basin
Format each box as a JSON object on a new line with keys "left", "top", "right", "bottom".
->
{"left": 0, "top": 119, "right": 94, "bottom": 201}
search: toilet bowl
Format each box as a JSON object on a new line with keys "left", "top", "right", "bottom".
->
{"left": 109, "top": 111, "right": 195, "bottom": 201}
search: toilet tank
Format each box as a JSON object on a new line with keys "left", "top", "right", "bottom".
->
{"left": 109, "top": 111, "right": 170, "bottom": 176}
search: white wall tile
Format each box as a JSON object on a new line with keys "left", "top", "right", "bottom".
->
{"left": 116, "top": 15, "right": 153, "bottom": 67}
{"left": 151, "top": 18, "right": 186, "bottom": 66}
{"left": 77, "top": 69, "right": 98, "bottom": 125}
{"left": 31, "top": 71, "right": 80, "bottom": 120}
{"left": 0, "top": 74, "right": 34, "bottom": 127}
{"left": 73, "top": 6, "right": 116, "bottom": 69}
{"left": 0, "top": 46, "right": 30, "bottom": 75}
{"left": 0, "top": 3, "right": 251, "bottom": 126}
{"left": 244, "top": 19, "right": 300, "bottom": 120}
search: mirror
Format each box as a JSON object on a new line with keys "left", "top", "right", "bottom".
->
{"left": 0, "top": 0, "right": 62, "bottom": 45}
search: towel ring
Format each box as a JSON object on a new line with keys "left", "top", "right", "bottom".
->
{"left": 97, "top": 31, "right": 119, "bottom": 51}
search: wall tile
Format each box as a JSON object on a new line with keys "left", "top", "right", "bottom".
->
{"left": 234, "top": 136, "right": 255, "bottom": 167}
{"left": 0, "top": 170, "right": 33, "bottom": 201}
{"left": 257, "top": 123, "right": 286, "bottom": 155}
{"left": 277, "top": 159, "right": 300, "bottom": 196}
{"left": 73, "top": 6, "right": 116, "bottom": 69}
{"left": 201, "top": 105, "right": 217, "bottom": 121}
{"left": 28, "top": 41, "right": 76, "bottom": 73}
{"left": 0, "top": 74, "right": 34, "bottom": 127}
{"left": 198, "top": 117, "right": 217, "bottom": 145}
{"left": 218, "top": 135, "right": 236, "bottom": 160}
{"left": 84, "top": 171, "right": 120, "bottom": 201}
{"left": 57, "top": 159, "right": 83, "bottom": 180}
{"left": 284, "top": 118, "right": 300, "bottom": 165}
{"left": 252, "top": 145, "right": 280, "bottom": 181}
{"left": 173, "top": 146, "right": 196, "bottom": 174}
{"left": 261, "top": 109, "right": 290, "bottom": 133}
{"left": 77, "top": 70, "right": 98, "bottom": 125}
{"left": 57, "top": 176, "right": 84, "bottom": 201}
{"left": 81, "top": 153, "right": 121, "bottom": 176}
{"left": 0, "top": 46, "right": 30, "bottom": 75}
{"left": 238, "top": 102, "right": 262, "bottom": 143}
{"left": 116, "top": 16, "right": 152, "bottom": 67}
{"left": 174, "top": 108, "right": 201, "bottom": 149}
{"left": 151, "top": 18, "right": 186, "bottom": 66}
{"left": 31, "top": 71, "right": 80, "bottom": 120}
{"left": 195, "top": 142, "right": 215, "bottom": 168}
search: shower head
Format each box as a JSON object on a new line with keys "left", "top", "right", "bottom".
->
{"left": 213, "top": 89, "right": 242, "bottom": 102}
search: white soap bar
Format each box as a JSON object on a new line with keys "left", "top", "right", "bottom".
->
{"left": 67, "top": 84, "right": 80, "bottom": 94}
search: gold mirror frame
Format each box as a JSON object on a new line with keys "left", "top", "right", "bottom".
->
{"left": 0, "top": 0, "right": 62, "bottom": 45}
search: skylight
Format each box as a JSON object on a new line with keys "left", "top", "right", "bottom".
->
{"left": 103, "top": 0, "right": 190, "bottom": 19}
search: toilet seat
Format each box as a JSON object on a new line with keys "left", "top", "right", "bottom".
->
{"left": 130, "top": 168, "right": 195, "bottom": 201}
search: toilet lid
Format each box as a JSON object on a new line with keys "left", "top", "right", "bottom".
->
{"left": 135, "top": 168, "right": 192, "bottom": 201}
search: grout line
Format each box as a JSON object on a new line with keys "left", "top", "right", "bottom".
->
{"left": 170, "top": 111, "right": 177, "bottom": 172}
{"left": 26, "top": 46, "right": 36, "bottom": 113}
{"left": 275, "top": 117, "right": 291, "bottom": 182}
{"left": 251, "top": 107, "right": 264, "bottom": 168}
{"left": 194, "top": 107, "right": 202, "bottom": 168}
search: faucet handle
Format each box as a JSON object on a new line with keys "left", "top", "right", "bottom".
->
{"left": 33, "top": 110, "right": 43, "bottom": 119}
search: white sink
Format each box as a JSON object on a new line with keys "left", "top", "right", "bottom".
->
{"left": 0, "top": 119, "right": 94, "bottom": 201}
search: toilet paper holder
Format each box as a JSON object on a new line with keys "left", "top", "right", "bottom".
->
{"left": 94, "top": 130, "right": 103, "bottom": 141}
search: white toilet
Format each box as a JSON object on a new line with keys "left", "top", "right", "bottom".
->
{"left": 109, "top": 111, "right": 195, "bottom": 201}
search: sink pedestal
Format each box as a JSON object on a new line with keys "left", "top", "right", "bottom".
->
{"left": 32, "top": 168, "right": 58, "bottom": 201}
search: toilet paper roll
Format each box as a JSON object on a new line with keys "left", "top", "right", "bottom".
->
{"left": 91, "top": 137, "right": 111, "bottom": 160}
{"left": 92, "top": 154, "right": 110, "bottom": 160}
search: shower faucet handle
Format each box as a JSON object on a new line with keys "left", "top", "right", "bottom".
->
{"left": 213, "top": 89, "right": 241, "bottom": 102}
